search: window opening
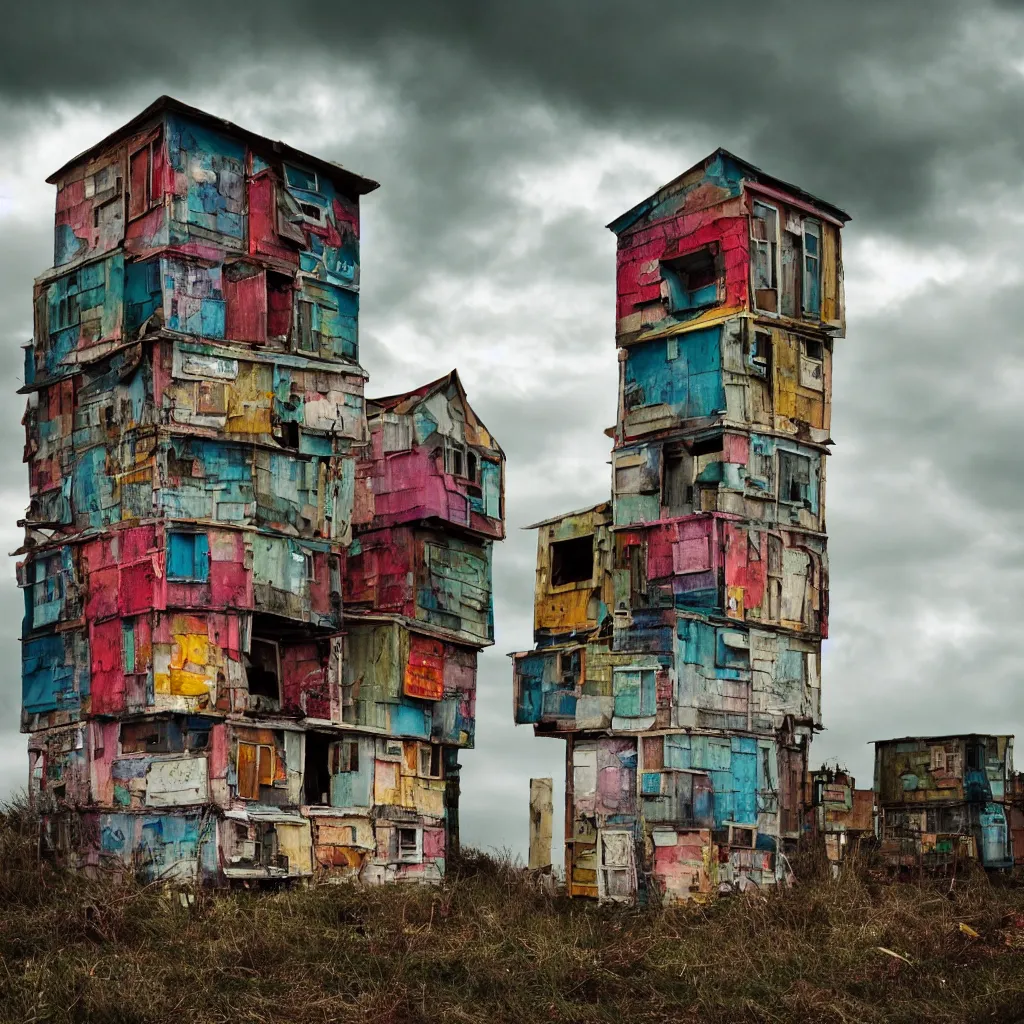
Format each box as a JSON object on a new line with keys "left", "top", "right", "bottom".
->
{"left": 751, "top": 202, "right": 780, "bottom": 313}
{"left": 778, "top": 451, "right": 812, "bottom": 505}
{"left": 802, "top": 219, "right": 821, "bottom": 317}
{"left": 550, "top": 535, "right": 593, "bottom": 586}
{"left": 266, "top": 271, "right": 293, "bottom": 341}
{"left": 750, "top": 330, "right": 772, "bottom": 379}
{"left": 284, "top": 164, "right": 320, "bottom": 193}
{"left": 661, "top": 247, "right": 720, "bottom": 313}
{"left": 247, "top": 637, "right": 281, "bottom": 705}
{"left": 332, "top": 737, "right": 360, "bottom": 774}
{"left": 397, "top": 826, "right": 420, "bottom": 863}
{"left": 662, "top": 452, "right": 694, "bottom": 516}
{"left": 304, "top": 732, "right": 332, "bottom": 805}
{"left": 418, "top": 743, "right": 442, "bottom": 780}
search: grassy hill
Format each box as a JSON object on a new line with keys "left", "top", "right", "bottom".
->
{"left": 3, "top": 802, "right": 1024, "bottom": 1024}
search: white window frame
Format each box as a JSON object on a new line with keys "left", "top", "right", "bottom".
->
{"left": 597, "top": 829, "right": 636, "bottom": 903}
{"left": 802, "top": 218, "right": 821, "bottom": 317}
{"left": 396, "top": 825, "right": 422, "bottom": 864}
{"left": 799, "top": 336, "right": 824, "bottom": 392}
{"left": 750, "top": 201, "right": 780, "bottom": 313}
{"left": 417, "top": 742, "right": 443, "bottom": 780}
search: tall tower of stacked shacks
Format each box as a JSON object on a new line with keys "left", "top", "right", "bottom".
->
{"left": 20, "top": 97, "right": 503, "bottom": 884}
{"left": 513, "top": 150, "right": 848, "bottom": 902}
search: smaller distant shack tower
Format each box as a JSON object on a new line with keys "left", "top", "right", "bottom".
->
{"left": 513, "top": 150, "right": 849, "bottom": 902}
{"left": 874, "top": 735, "right": 1017, "bottom": 871}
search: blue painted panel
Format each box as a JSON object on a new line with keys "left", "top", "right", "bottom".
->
{"left": 731, "top": 737, "right": 757, "bottom": 824}
{"left": 482, "top": 460, "right": 501, "bottom": 519}
{"left": 23, "top": 633, "right": 85, "bottom": 714}
{"left": 331, "top": 737, "right": 374, "bottom": 808}
{"left": 624, "top": 327, "right": 724, "bottom": 425}
{"left": 979, "top": 803, "right": 1011, "bottom": 868}
{"left": 167, "top": 533, "right": 209, "bottom": 582}
{"left": 390, "top": 701, "right": 432, "bottom": 739}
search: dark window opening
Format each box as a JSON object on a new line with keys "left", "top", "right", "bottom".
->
{"left": 304, "top": 732, "right": 332, "bottom": 805}
{"left": 550, "top": 535, "right": 594, "bottom": 586}
{"left": 333, "top": 738, "right": 359, "bottom": 773}
{"left": 418, "top": 743, "right": 442, "bottom": 779}
{"left": 558, "top": 648, "right": 581, "bottom": 689}
{"left": 750, "top": 330, "right": 773, "bottom": 379}
{"left": 966, "top": 743, "right": 983, "bottom": 772}
{"left": 278, "top": 421, "right": 300, "bottom": 449}
{"left": 663, "top": 453, "right": 694, "bottom": 516}
{"left": 397, "top": 826, "right": 419, "bottom": 862}
{"left": 248, "top": 637, "right": 281, "bottom": 705}
{"left": 751, "top": 202, "right": 780, "bottom": 313}
{"left": 802, "top": 338, "right": 823, "bottom": 361}
{"left": 778, "top": 451, "right": 812, "bottom": 505}
{"left": 661, "top": 247, "right": 720, "bottom": 313}
{"left": 299, "top": 202, "right": 323, "bottom": 222}
{"left": 266, "top": 272, "right": 293, "bottom": 340}
{"left": 688, "top": 435, "right": 724, "bottom": 458}
{"left": 93, "top": 207, "right": 100, "bottom": 228}
{"left": 466, "top": 451, "right": 478, "bottom": 483}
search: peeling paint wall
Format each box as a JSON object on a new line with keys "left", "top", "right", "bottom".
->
{"left": 20, "top": 97, "right": 503, "bottom": 887}
{"left": 513, "top": 148, "right": 848, "bottom": 903}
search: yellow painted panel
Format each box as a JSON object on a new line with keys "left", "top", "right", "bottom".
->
{"left": 171, "top": 633, "right": 209, "bottom": 669}
{"left": 276, "top": 823, "right": 313, "bottom": 874}
{"left": 169, "top": 668, "right": 210, "bottom": 696}
{"left": 535, "top": 589, "right": 591, "bottom": 632}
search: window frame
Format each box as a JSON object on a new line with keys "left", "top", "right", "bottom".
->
{"left": 283, "top": 163, "right": 320, "bottom": 194}
{"left": 396, "top": 825, "right": 422, "bottom": 864}
{"left": 166, "top": 531, "right": 210, "bottom": 582}
{"left": 416, "top": 742, "right": 443, "bottom": 780}
{"left": 612, "top": 666, "right": 657, "bottom": 719}
{"left": 802, "top": 218, "right": 822, "bottom": 318}
{"left": 777, "top": 450, "right": 812, "bottom": 506}
{"left": 750, "top": 201, "right": 781, "bottom": 314}
{"left": 549, "top": 534, "right": 595, "bottom": 589}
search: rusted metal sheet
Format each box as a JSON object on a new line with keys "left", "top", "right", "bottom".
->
{"left": 512, "top": 149, "right": 849, "bottom": 903}
{"left": 19, "top": 97, "right": 502, "bottom": 887}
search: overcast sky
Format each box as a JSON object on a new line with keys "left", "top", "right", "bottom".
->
{"left": 3, "top": 1, "right": 1024, "bottom": 861}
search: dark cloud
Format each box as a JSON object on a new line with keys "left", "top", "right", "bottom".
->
{"left": 5, "top": 1, "right": 1024, "bottom": 229}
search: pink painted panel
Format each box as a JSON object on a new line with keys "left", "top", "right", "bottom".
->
{"left": 423, "top": 827, "right": 446, "bottom": 860}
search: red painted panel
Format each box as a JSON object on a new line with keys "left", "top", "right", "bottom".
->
{"left": 223, "top": 267, "right": 267, "bottom": 343}
{"left": 405, "top": 634, "right": 445, "bottom": 700}
{"left": 90, "top": 617, "right": 125, "bottom": 715}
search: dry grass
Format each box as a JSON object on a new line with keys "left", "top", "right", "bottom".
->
{"left": 3, "top": 801, "right": 1024, "bottom": 1024}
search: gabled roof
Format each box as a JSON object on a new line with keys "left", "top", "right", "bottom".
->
{"left": 46, "top": 95, "right": 379, "bottom": 199}
{"left": 367, "top": 368, "right": 504, "bottom": 456}
{"left": 607, "top": 147, "right": 850, "bottom": 236}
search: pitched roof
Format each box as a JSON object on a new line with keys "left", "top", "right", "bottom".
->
{"left": 367, "top": 369, "right": 504, "bottom": 456}
{"left": 47, "top": 95, "right": 379, "bottom": 198}
{"left": 607, "top": 147, "right": 849, "bottom": 236}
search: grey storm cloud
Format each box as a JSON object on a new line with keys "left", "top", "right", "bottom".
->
{"left": 3, "top": 1, "right": 1024, "bottom": 856}
{"left": 3, "top": 1, "right": 1024, "bottom": 229}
